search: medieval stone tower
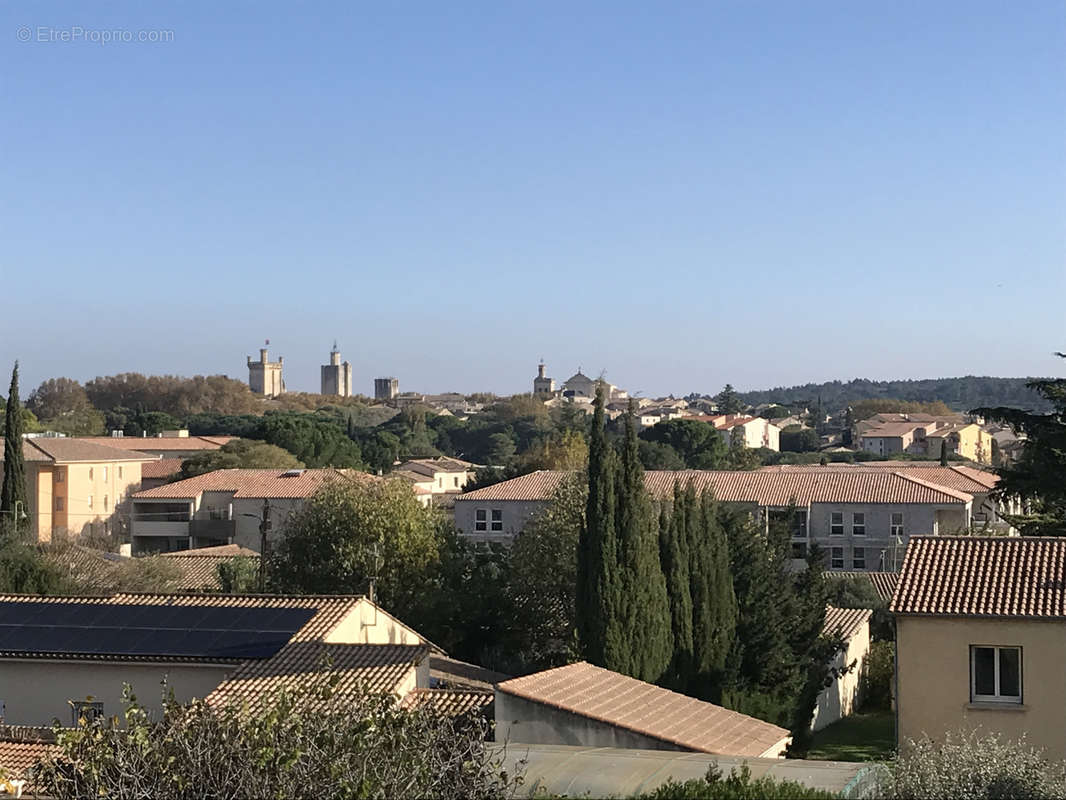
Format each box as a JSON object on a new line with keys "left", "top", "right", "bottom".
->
{"left": 247, "top": 343, "right": 284, "bottom": 397}
{"left": 320, "top": 342, "right": 352, "bottom": 397}
{"left": 533, "top": 361, "right": 555, "bottom": 396}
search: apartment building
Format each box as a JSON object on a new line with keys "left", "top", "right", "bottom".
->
{"left": 1, "top": 438, "right": 155, "bottom": 542}
{"left": 388, "top": 457, "right": 477, "bottom": 501}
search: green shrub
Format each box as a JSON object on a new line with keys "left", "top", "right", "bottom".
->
{"left": 859, "top": 640, "right": 894, "bottom": 712}
{"left": 887, "top": 729, "right": 1066, "bottom": 799}
{"left": 633, "top": 764, "right": 836, "bottom": 799}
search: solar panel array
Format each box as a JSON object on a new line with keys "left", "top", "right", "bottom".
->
{"left": 0, "top": 601, "right": 316, "bottom": 660}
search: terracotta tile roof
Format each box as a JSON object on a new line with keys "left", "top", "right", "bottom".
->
{"left": 860, "top": 422, "right": 925, "bottom": 438}
{"left": 206, "top": 642, "right": 427, "bottom": 714}
{"left": 161, "top": 544, "right": 259, "bottom": 558}
{"left": 832, "top": 571, "right": 899, "bottom": 604}
{"left": 41, "top": 545, "right": 123, "bottom": 592}
{"left": 497, "top": 662, "right": 789, "bottom": 757}
{"left": 456, "top": 470, "right": 566, "bottom": 502}
{"left": 891, "top": 536, "right": 1066, "bottom": 618}
{"left": 400, "top": 457, "right": 475, "bottom": 475}
{"left": 0, "top": 737, "right": 58, "bottom": 780}
{"left": 459, "top": 469, "right": 971, "bottom": 507}
{"left": 823, "top": 606, "right": 872, "bottom": 640}
{"left": 133, "top": 468, "right": 378, "bottom": 500}
{"left": 402, "top": 687, "right": 493, "bottom": 716}
{"left": 430, "top": 654, "right": 510, "bottom": 689}
{"left": 141, "top": 458, "right": 184, "bottom": 479}
{"left": 1, "top": 438, "right": 156, "bottom": 464}
{"left": 762, "top": 464, "right": 997, "bottom": 494}
{"left": 156, "top": 546, "right": 260, "bottom": 591}
{"left": 72, "top": 436, "right": 235, "bottom": 452}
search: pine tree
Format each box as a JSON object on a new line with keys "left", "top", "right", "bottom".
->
{"left": 577, "top": 383, "right": 617, "bottom": 665}
{"left": 659, "top": 482, "right": 693, "bottom": 690}
{"left": 1, "top": 362, "right": 27, "bottom": 535}
{"left": 613, "top": 403, "right": 672, "bottom": 682}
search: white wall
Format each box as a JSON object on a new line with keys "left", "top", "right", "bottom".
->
{"left": 811, "top": 620, "right": 871, "bottom": 731}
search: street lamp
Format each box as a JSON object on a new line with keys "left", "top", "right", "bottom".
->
{"left": 0, "top": 501, "right": 28, "bottom": 535}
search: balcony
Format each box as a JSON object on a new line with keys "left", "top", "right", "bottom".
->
{"left": 190, "top": 519, "right": 235, "bottom": 540}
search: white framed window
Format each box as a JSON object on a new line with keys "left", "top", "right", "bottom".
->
{"left": 830, "top": 512, "right": 844, "bottom": 536}
{"left": 87, "top": 495, "right": 93, "bottom": 510}
{"left": 971, "top": 645, "right": 1021, "bottom": 703}
{"left": 453, "top": 477, "right": 459, "bottom": 487}
{"left": 55, "top": 470, "right": 65, "bottom": 484}
{"left": 831, "top": 546, "right": 844, "bottom": 569}
{"left": 71, "top": 700, "right": 104, "bottom": 726}
{"left": 891, "top": 512, "right": 904, "bottom": 538}
{"left": 55, "top": 497, "right": 64, "bottom": 512}
{"left": 474, "top": 509, "right": 487, "bottom": 532}
{"left": 103, "top": 495, "right": 109, "bottom": 512}
{"left": 438, "top": 478, "right": 443, "bottom": 488}
{"left": 852, "top": 547, "right": 866, "bottom": 570}
{"left": 102, "top": 466, "right": 108, "bottom": 482}
{"left": 490, "top": 509, "right": 503, "bottom": 532}
{"left": 852, "top": 512, "right": 866, "bottom": 536}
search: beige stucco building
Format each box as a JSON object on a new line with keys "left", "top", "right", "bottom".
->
{"left": 812, "top": 607, "right": 872, "bottom": 732}
{"left": 893, "top": 536, "right": 1066, "bottom": 760}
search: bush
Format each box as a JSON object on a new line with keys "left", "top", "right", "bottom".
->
{"left": 887, "top": 729, "right": 1066, "bottom": 799}
{"left": 860, "top": 640, "right": 894, "bottom": 712}
{"left": 633, "top": 764, "right": 835, "bottom": 799}
{"left": 35, "top": 677, "right": 517, "bottom": 800}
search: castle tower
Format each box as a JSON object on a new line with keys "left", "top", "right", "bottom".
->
{"left": 533, "top": 361, "right": 555, "bottom": 396}
{"left": 320, "top": 341, "right": 352, "bottom": 397}
{"left": 374, "top": 377, "right": 399, "bottom": 401}
{"left": 247, "top": 342, "right": 284, "bottom": 397}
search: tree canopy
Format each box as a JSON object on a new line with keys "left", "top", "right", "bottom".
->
{"left": 179, "top": 438, "right": 303, "bottom": 479}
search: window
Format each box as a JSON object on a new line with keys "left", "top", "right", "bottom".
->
{"left": 118, "top": 466, "right": 123, "bottom": 479}
{"left": 55, "top": 470, "right": 64, "bottom": 484}
{"left": 55, "top": 497, "right": 64, "bottom": 512}
{"left": 474, "top": 509, "right": 487, "bottom": 532}
{"left": 792, "top": 510, "right": 808, "bottom": 538}
{"left": 71, "top": 700, "right": 104, "bottom": 726}
{"left": 791, "top": 542, "right": 808, "bottom": 559}
{"left": 831, "top": 547, "right": 844, "bottom": 569}
{"left": 971, "top": 646, "right": 1022, "bottom": 703}
{"left": 453, "top": 477, "right": 459, "bottom": 488}
{"left": 102, "top": 466, "right": 108, "bottom": 482}
{"left": 87, "top": 495, "right": 93, "bottom": 510}
{"left": 891, "top": 512, "right": 904, "bottom": 538}
{"left": 103, "top": 495, "right": 109, "bottom": 512}
{"left": 830, "top": 512, "right": 844, "bottom": 536}
{"left": 852, "top": 547, "right": 866, "bottom": 569}
{"left": 88, "top": 468, "right": 94, "bottom": 481}
{"left": 852, "top": 513, "right": 866, "bottom": 536}
{"left": 490, "top": 509, "right": 503, "bottom": 532}
{"left": 438, "top": 478, "right": 443, "bottom": 488}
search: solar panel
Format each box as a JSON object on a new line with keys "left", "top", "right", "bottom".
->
{"left": 0, "top": 601, "right": 316, "bottom": 661}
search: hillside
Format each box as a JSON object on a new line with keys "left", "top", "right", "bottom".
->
{"left": 736, "top": 376, "right": 1052, "bottom": 414}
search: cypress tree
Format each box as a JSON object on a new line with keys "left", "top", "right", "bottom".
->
{"left": 705, "top": 491, "right": 737, "bottom": 691}
{"left": 1, "top": 362, "right": 27, "bottom": 534}
{"left": 615, "top": 403, "right": 672, "bottom": 682}
{"left": 659, "top": 481, "right": 693, "bottom": 690}
{"left": 577, "top": 383, "right": 617, "bottom": 666}
{"left": 939, "top": 438, "right": 949, "bottom": 466}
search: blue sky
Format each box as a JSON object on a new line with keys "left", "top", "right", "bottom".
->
{"left": 2, "top": 1, "right": 1063, "bottom": 397}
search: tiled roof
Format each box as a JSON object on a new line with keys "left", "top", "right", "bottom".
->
{"left": 832, "top": 571, "right": 899, "bottom": 604}
{"left": 456, "top": 470, "right": 566, "bottom": 502}
{"left": 823, "top": 606, "right": 872, "bottom": 640}
{"left": 157, "top": 546, "right": 260, "bottom": 591}
{"left": 860, "top": 423, "right": 925, "bottom": 438}
{"left": 400, "top": 457, "right": 474, "bottom": 475}
{"left": 497, "top": 662, "right": 789, "bottom": 757}
{"left": 133, "top": 468, "right": 377, "bottom": 500}
{"left": 207, "top": 642, "right": 427, "bottom": 714}
{"left": 759, "top": 463, "right": 998, "bottom": 493}
{"left": 1, "top": 438, "right": 156, "bottom": 464}
{"left": 430, "top": 654, "right": 510, "bottom": 689}
{"left": 402, "top": 687, "right": 493, "bottom": 716}
{"left": 0, "top": 737, "right": 58, "bottom": 779}
{"left": 41, "top": 545, "right": 124, "bottom": 592}
{"left": 141, "top": 458, "right": 184, "bottom": 479}
{"left": 458, "top": 468, "right": 972, "bottom": 506}
{"left": 891, "top": 536, "right": 1066, "bottom": 618}
{"left": 72, "top": 436, "right": 235, "bottom": 452}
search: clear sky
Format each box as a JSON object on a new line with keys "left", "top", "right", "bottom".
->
{"left": 2, "top": 1, "right": 1063, "bottom": 398}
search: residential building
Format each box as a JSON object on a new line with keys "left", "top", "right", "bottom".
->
{"left": 685, "top": 415, "right": 782, "bottom": 451}
{"left": 320, "top": 343, "right": 352, "bottom": 397}
{"left": 925, "top": 423, "right": 993, "bottom": 464}
{"left": 0, "top": 437, "right": 155, "bottom": 543}
{"left": 247, "top": 346, "right": 284, "bottom": 397}
{"left": 139, "top": 458, "right": 183, "bottom": 490}
{"left": 374, "top": 377, "right": 399, "bottom": 401}
{"left": 455, "top": 468, "right": 973, "bottom": 570}
{"left": 812, "top": 606, "right": 872, "bottom": 731}
{"left": 129, "top": 468, "right": 382, "bottom": 554}
{"left": 389, "top": 457, "right": 476, "bottom": 503}
{"left": 495, "top": 661, "right": 790, "bottom": 757}
{"left": 0, "top": 592, "right": 433, "bottom": 728}
{"left": 858, "top": 422, "right": 926, "bottom": 457}
{"left": 634, "top": 407, "right": 685, "bottom": 430}
{"left": 892, "top": 537, "right": 1066, "bottom": 760}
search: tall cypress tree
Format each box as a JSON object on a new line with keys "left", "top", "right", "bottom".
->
{"left": 615, "top": 403, "right": 672, "bottom": 682}
{"left": 659, "top": 481, "right": 693, "bottom": 690}
{"left": 577, "top": 384, "right": 617, "bottom": 666}
{"left": 1, "top": 362, "right": 27, "bottom": 534}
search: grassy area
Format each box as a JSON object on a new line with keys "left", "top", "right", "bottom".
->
{"left": 807, "top": 711, "right": 896, "bottom": 762}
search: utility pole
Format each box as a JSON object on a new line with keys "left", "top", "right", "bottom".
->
{"left": 258, "top": 499, "right": 272, "bottom": 592}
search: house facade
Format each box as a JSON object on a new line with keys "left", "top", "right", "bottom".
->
{"left": 812, "top": 607, "right": 872, "bottom": 731}
{"left": 892, "top": 537, "right": 1066, "bottom": 761}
